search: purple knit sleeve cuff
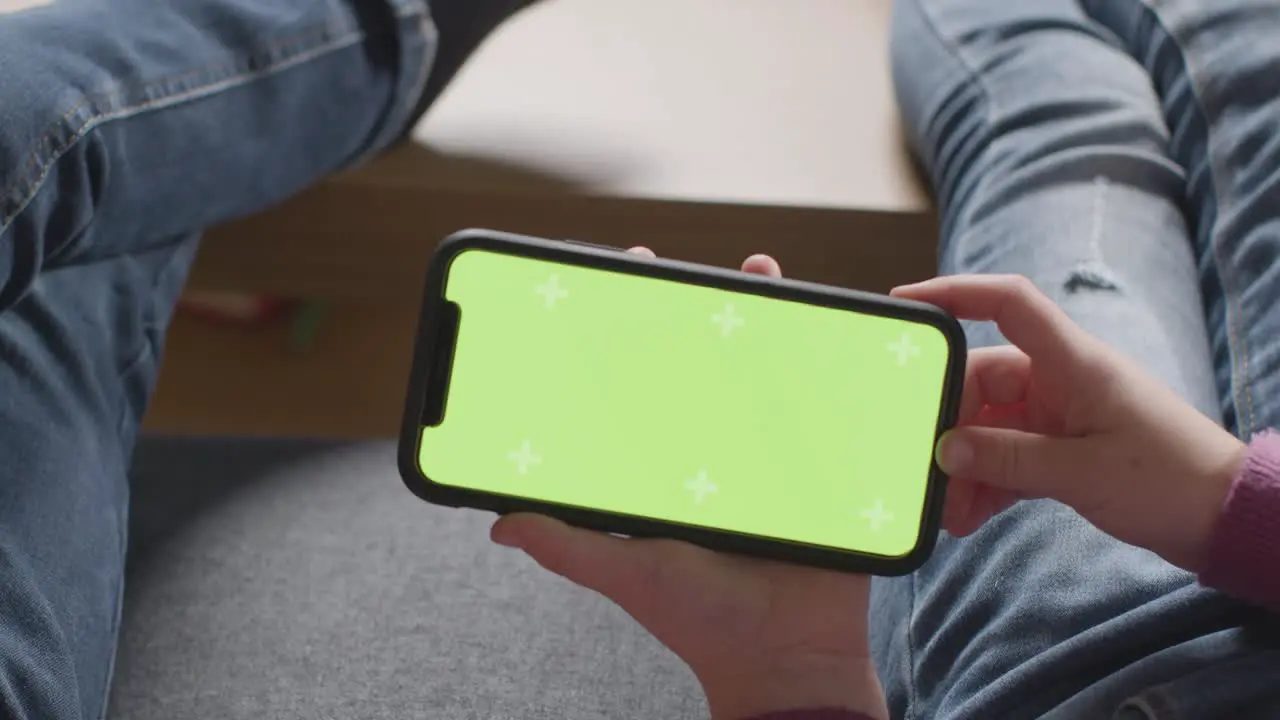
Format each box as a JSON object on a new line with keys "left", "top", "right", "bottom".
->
{"left": 745, "top": 711, "right": 877, "bottom": 720}
{"left": 1199, "top": 430, "right": 1280, "bottom": 611}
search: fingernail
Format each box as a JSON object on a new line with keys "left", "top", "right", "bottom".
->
{"left": 491, "top": 524, "right": 519, "bottom": 548}
{"left": 937, "top": 432, "right": 972, "bottom": 474}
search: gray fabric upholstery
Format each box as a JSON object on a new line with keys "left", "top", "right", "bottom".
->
{"left": 112, "top": 437, "right": 702, "bottom": 719}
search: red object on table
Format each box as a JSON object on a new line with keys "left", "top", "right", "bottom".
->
{"left": 178, "top": 292, "right": 290, "bottom": 327}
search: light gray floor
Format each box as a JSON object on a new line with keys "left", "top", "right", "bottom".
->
{"left": 112, "top": 437, "right": 702, "bottom": 719}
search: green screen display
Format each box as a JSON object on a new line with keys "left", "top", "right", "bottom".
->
{"left": 418, "top": 249, "right": 951, "bottom": 558}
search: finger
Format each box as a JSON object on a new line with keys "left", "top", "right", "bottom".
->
{"left": 970, "top": 402, "right": 1030, "bottom": 430}
{"left": 740, "top": 254, "right": 782, "bottom": 277}
{"left": 935, "top": 426, "right": 1092, "bottom": 500}
{"left": 958, "top": 389, "right": 1030, "bottom": 446}
{"left": 941, "top": 476, "right": 978, "bottom": 535}
{"left": 975, "top": 485, "right": 1021, "bottom": 520}
{"left": 940, "top": 401, "right": 1032, "bottom": 536}
{"left": 945, "top": 482, "right": 1021, "bottom": 537}
{"left": 941, "top": 398, "right": 1028, "bottom": 537}
{"left": 491, "top": 514, "right": 651, "bottom": 600}
{"left": 957, "top": 346, "right": 1032, "bottom": 423}
{"left": 627, "top": 246, "right": 657, "bottom": 258}
{"left": 891, "top": 275, "right": 1078, "bottom": 362}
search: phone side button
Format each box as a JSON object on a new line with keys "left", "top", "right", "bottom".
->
{"left": 563, "top": 239, "right": 625, "bottom": 253}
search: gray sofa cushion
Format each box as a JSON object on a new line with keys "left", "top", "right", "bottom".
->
{"left": 112, "top": 437, "right": 702, "bottom": 719}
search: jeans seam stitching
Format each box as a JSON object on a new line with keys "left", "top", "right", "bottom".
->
{"left": 399, "top": 12, "right": 435, "bottom": 136}
{"left": 98, "top": 236, "right": 196, "bottom": 719}
{"left": 96, "top": 502, "right": 127, "bottom": 720}
{"left": 906, "top": 568, "right": 921, "bottom": 717}
{"left": 0, "top": 20, "right": 368, "bottom": 239}
{"left": 904, "top": 0, "right": 996, "bottom": 232}
{"left": 351, "top": 6, "right": 437, "bottom": 166}
{"left": 908, "top": 0, "right": 997, "bottom": 132}
{"left": 1123, "top": 0, "right": 1254, "bottom": 437}
{"left": 2, "top": 18, "right": 345, "bottom": 210}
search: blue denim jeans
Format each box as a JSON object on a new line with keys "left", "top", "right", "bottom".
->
{"left": 878, "top": 0, "right": 1280, "bottom": 718}
{"left": 0, "top": 0, "right": 544, "bottom": 717}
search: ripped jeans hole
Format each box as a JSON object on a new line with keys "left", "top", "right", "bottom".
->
{"left": 1065, "top": 263, "right": 1121, "bottom": 294}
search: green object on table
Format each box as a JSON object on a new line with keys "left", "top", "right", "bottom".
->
{"left": 289, "top": 301, "right": 328, "bottom": 353}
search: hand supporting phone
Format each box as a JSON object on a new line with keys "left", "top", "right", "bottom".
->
{"left": 398, "top": 230, "right": 966, "bottom": 575}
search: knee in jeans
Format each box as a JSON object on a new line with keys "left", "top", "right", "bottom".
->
{"left": 0, "top": 15, "right": 91, "bottom": 235}
{"left": 0, "top": 8, "right": 112, "bottom": 307}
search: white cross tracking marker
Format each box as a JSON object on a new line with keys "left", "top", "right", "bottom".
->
{"left": 508, "top": 440, "right": 542, "bottom": 476}
{"left": 685, "top": 470, "right": 718, "bottom": 505}
{"left": 886, "top": 331, "right": 921, "bottom": 367}
{"left": 535, "top": 274, "right": 569, "bottom": 309}
{"left": 711, "top": 303, "right": 745, "bottom": 337}
{"left": 861, "top": 498, "right": 895, "bottom": 533}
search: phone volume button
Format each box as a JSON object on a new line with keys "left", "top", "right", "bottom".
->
{"left": 563, "top": 239, "right": 624, "bottom": 253}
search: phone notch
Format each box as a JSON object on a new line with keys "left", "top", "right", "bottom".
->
{"left": 421, "top": 300, "right": 461, "bottom": 428}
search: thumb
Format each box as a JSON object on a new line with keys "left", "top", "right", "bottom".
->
{"left": 491, "top": 514, "right": 651, "bottom": 600}
{"left": 936, "top": 427, "right": 1095, "bottom": 503}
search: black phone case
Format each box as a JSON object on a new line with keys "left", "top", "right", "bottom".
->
{"left": 397, "top": 229, "right": 967, "bottom": 576}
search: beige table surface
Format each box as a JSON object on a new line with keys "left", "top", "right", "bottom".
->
{"left": 190, "top": 0, "right": 937, "bottom": 301}
{"left": 411, "top": 0, "right": 928, "bottom": 212}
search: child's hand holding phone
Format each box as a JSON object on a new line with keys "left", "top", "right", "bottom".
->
{"left": 893, "top": 274, "right": 1247, "bottom": 573}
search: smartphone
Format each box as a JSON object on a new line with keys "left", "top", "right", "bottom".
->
{"left": 398, "top": 230, "right": 966, "bottom": 575}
